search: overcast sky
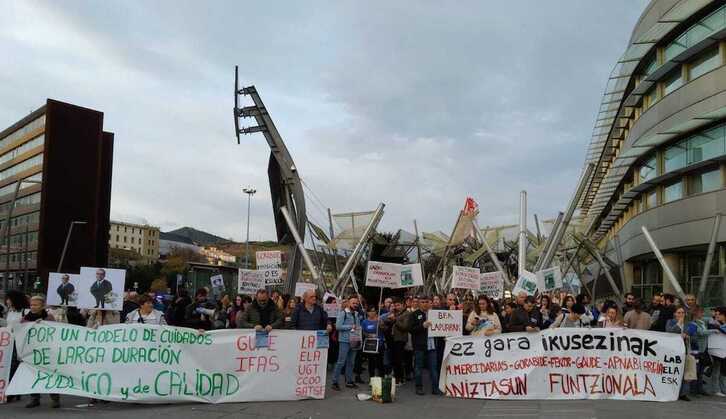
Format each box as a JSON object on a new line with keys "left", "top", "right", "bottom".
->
{"left": 0, "top": 0, "right": 648, "bottom": 242}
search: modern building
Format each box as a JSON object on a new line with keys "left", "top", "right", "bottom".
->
{"left": 109, "top": 220, "right": 160, "bottom": 262}
{"left": 159, "top": 231, "right": 201, "bottom": 256}
{"left": 0, "top": 99, "right": 113, "bottom": 293}
{"left": 577, "top": 0, "right": 726, "bottom": 305}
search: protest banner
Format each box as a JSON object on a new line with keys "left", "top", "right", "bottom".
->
{"left": 0, "top": 327, "right": 13, "bottom": 403}
{"left": 708, "top": 333, "right": 726, "bottom": 358}
{"left": 479, "top": 272, "right": 504, "bottom": 299}
{"left": 429, "top": 310, "right": 463, "bottom": 337}
{"left": 512, "top": 270, "right": 538, "bottom": 296}
{"left": 536, "top": 267, "right": 563, "bottom": 292}
{"left": 451, "top": 266, "right": 480, "bottom": 290}
{"left": 365, "top": 262, "right": 423, "bottom": 289}
{"left": 238, "top": 269, "right": 263, "bottom": 295}
{"left": 295, "top": 282, "right": 317, "bottom": 297}
{"left": 7, "top": 322, "right": 327, "bottom": 403}
{"left": 256, "top": 251, "right": 283, "bottom": 286}
{"left": 440, "top": 328, "right": 685, "bottom": 401}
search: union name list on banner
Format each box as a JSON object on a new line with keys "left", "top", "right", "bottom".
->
{"left": 256, "top": 251, "right": 283, "bottom": 286}
{"left": 8, "top": 322, "right": 327, "bottom": 404}
{"left": 0, "top": 327, "right": 13, "bottom": 403}
{"left": 451, "top": 266, "right": 480, "bottom": 290}
{"left": 365, "top": 262, "right": 423, "bottom": 289}
{"left": 440, "top": 328, "right": 685, "bottom": 402}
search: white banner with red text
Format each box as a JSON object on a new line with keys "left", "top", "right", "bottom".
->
{"left": 7, "top": 322, "right": 327, "bottom": 403}
{"left": 0, "top": 327, "right": 13, "bottom": 403}
{"left": 439, "top": 328, "right": 684, "bottom": 402}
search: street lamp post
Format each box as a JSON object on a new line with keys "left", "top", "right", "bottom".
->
{"left": 57, "top": 221, "right": 88, "bottom": 272}
{"left": 243, "top": 187, "right": 257, "bottom": 269}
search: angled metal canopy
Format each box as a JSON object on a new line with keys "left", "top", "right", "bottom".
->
{"left": 233, "top": 66, "right": 307, "bottom": 295}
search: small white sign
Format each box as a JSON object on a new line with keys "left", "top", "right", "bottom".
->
{"left": 451, "top": 266, "right": 481, "bottom": 290}
{"left": 78, "top": 267, "right": 126, "bottom": 311}
{"left": 294, "top": 282, "right": 317, "bottom": 297}
{"left": 365, "top": 262, "right": 424, "bottom": 289}
{"left": 47, "top": 273, "right": 81, "bottom": 307}
{"left": 428, "top": 309, "right": 463, "bottom": 337}
{"left": 479, "top": 272, "right": 504, "bottom": 299}
{"left": 238, "top": 269, "right": 263, "bottom": 295}
{"left": 512, "top": 270, "right": 538, "bottom": 296}
{"left": 536, "top": 266, "right": 563, "bottom": 292}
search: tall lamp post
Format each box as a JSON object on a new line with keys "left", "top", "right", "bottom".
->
{"left": 243, "top": 187, "right": 256, "bottom": 269}
{"left": 57, "top": 221, "right": 88, "bottom": 272}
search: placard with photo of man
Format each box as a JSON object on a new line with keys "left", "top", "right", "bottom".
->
{"left": 46, "top": 273, "right": 81, "bottom": 307}
{"left": 77, "top": 267, "right": 126, "bottom": 311}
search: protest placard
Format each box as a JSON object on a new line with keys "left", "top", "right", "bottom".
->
{"left": 440, "top": 328, "right": 684, "bottom": 401}
{"left": 428, "top": 310, "right": 463, "bottom": 337}
{"left": 78, "top": 267, "right": 126, "bottom": 311}
{"left": 295, "top": 282, "right": 317, "bottom": 297}
{"left": 479, "top": 272, "right": 504, "bottom": 299}
{"left": 47, "top": 273, "right": 81, "bottom": 307}
{"left": 451, "top": 266, "right": 480, "bottom": 290}
{"left": 238, "top": 269, "right": 263, "bottom": 295}
{"left": 8, "top": 322, "right": 327, "bottom": 403}
{"left": 512, "top": 270, "right": 538, "bottom": 296}
{"left": 256, "top": 251, "right": 282, "bottom": 286}
{"left": 536, "top": 266, "right": 563, "bottom": 292}
{"left": 0, "top": 327, "right": 12, "bottom": 403}
{"left": 323, "top": 303, "right": 340, "bottom": 318}
{"left": 366, "top": 262, "right": 424, "bottom": 288}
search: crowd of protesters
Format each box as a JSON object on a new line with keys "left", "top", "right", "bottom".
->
{"left": 2, "top": 284, "right": 726, "bottom": 407}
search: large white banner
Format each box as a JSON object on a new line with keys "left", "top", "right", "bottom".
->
{"left": 451, "top": 266, "right": 480, "bottom": 290}
{"left": 440, "top": 328, "right": 684, "bottom": 401}
{"left": 0, "top": 328, "right": 13, "bottom": 403}
{"left": 708, "top": 333, "right": 726, "bottom": 358}
{"left": 256, "top": 251, "right": 283, "bottom": 286}
{"left": 8, "top": 322, "right": 327, "bottom": 403}
{"left": 365, "top": 262, "right": 423, "bottom": 288}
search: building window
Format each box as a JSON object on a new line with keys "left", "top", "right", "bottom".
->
{"left": 688, "top": 46, "right": 721, "bottom": 80}
{"left": 642, "top": 55, "right": 657, "bottom": 78}
{"left": 646, "top": 189, "right": 657, "bottom": 209}
{"left": 116, "top": 235, "right": 119, "bottom": 242}
{"left": 123, "top": 236, "right": 127, "bottom": 243}
{"left": 664, "top": 143, "right": 687, "bottom": 173}
{"left": 640, "top": 156, "right": 657, "bottom": 182}
{"left": 688, "top": 168, "right": 722, "bottom": 195}
{"left": 662, "top": 68, "right": 683, "bottom": 96}
{"left": 663, "top": 180, "right": 683, "bottom": 203}
{"left": 644, "top": 86, "right": 658, "bottom": 109}
{"left": 689, "top": 125, "right": 725, "bottom": 164}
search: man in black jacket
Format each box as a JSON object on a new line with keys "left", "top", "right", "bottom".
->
{"left": 293, "top": 290, "right": 332, "bottom": 331}
{"left": 507, "top": 296, "right": 541, "bottom": 333}
{"left": 409, "top": 294, "right": 443, "bottom": 396}
{"left": 56, "top": 274, "right": 74, "bottom": 305}
{"left": 90, "top": 269, "right": 113, "bottom": 308}
{"left": 184, "top": 288, "right": 216, "bottom": 330}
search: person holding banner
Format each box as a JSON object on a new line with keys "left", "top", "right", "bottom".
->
{"left": 507, "top": 295, "right": 541, "bottom": 333}
{"left": 126, "top": 295, "right": 167, "bottom": 325}
{"left": 184, "top": 288, "right": 215, "bottom": 330}
{"left": 361, "top": 306, "right": 385, "bottom": 379}
{"left": 331, "top": 296, "right": 363, "bottom": 391}
{"left": 667, "top": 306, "right": 695, "bottom": 401}
{"left": 22, "top": 295, "right": 61, "bottom": 409}
{"left": 238, "top": 289, "right": 283, "bottom": 331}
{"left": 292, "top": 290, "right": 331, "bottom": 332}
{"left": 410, "top": 295, "right": 443, "bottom": 396}
{"left": 465, "top": 295, "right": 501, "bottom": 337}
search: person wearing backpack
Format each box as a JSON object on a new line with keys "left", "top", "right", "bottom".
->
{"left": 551, "top": 303, "right": 589, "bottom": 328}
{"left": 331, "top": 296, "right": 362, "bottom": 391}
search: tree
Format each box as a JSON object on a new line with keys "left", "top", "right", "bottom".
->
{"left": 149, "top": 278, "right": 169, "bottom": 293}
{"left": 161, "top": 247, "right": 206, "bottom": 279}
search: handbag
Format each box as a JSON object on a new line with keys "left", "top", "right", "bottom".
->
{"left": 349, "top": 328, "right": 362, "bottom": 350}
